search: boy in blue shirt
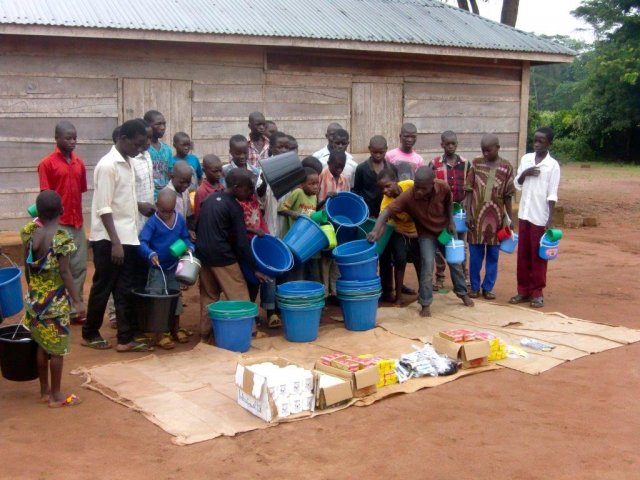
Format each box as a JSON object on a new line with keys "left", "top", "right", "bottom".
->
{"left": 171, "top": 131, "right": 202, "bottom": 193}
{"left": 144, "top": 110, "right": 173, "bottom": 198}
{"left": 139, "top": 189, "right": 195, "bottom": 349}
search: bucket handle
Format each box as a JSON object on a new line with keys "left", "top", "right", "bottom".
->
{"left": 1, "top": 253, "right": 18, "bottom": 268}
{"left": 147, "top": 265, "right": 169, "bottom": 295}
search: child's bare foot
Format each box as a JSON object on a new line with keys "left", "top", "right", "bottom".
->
{"left": 419, "top": 306, "right": 431, "bottom": 317}
{"left": 39, "top": 390, "right": 50, "bottom": 403}
{"left": 48, "top": 393, "right": 82, "bottom": 408}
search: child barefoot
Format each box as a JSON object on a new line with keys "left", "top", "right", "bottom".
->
{"left": 22, "top": 190, "right": 85, "bottom": 407}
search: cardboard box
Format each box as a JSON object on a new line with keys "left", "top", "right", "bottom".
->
{"left": 432, "top": 333, "right": 490, "bottom": 369}
{"left": 235, "top": 357, "right": 314, "bottom": 423}
{"left": 314, "top": 372, "right": 352, "bottom": 409}
{"left": 314, "top": 361, "right": 378, "bottom": 397}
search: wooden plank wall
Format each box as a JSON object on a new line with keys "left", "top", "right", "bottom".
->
{"left": 0, "top": 36, "right": 525, "bottom": 230}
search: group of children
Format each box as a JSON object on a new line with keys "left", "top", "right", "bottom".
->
{"left": 22, "top": 110, "right": 559, "bottom": 406}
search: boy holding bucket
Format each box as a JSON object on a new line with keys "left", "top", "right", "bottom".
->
{"left": 318, "top": 151, "right": 350, "bottom": 302}
{"left": 279, "top": 167, "right": 321, "bottom": 282}
{"left": 510, "top": 127, "right": 560, "bottom": 309}
{"left": 432, "top": 130, "right": 470, "bottom": 290}
{"left": 368, "top": 166, "right": 474, "bottom": 317}
{"left": 464, "top": 134, "right": 515, "bottom": 300}
{"left": 377, "top": 168, "right": 421, "bottom": 306}
{"left": 138, "top": 189, "right": 195, "bottom": 349}
{"left": 195, "top": 169, "right": 270, "bottom": 343}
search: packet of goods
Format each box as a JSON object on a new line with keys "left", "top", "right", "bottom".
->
{"left": 320, "top": 353, "right": 346, "bottom": 366}
{"left": 359, "top": 354, "right": 397, "bottom": 387}
{"left": 331, "top": 357, "right": 360, "bottom": 372}
{"left": 395, "top": 344, "right": 457, "bottom": 383}
{"left": 474, "top": 331, "right": 497, "bottom": 340}
{"left": 245, "top": 362, "right": 315, "bottom": 414}
{"left": 520, "top": 338, "right": 556, "bottom": 352}
{"left": 441, "top": 329, "right": 477, "bottom": 343}
{"left": 487, "top": 338, "right": 508, "bottom": 361}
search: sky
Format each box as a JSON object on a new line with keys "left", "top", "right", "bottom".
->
{"left": 444, "top": 0, "right": 595, "bottom": 43}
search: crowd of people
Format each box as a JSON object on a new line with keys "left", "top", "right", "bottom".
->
{"left": 21, "top": 110, "right": 560, "bottom": 407}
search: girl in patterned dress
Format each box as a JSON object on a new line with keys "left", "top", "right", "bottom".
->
{"left": 464, "top": 134, "right": 516, "bottom": 300}
{"left": 22, "top": 190, "right": 85, "bottom": 407}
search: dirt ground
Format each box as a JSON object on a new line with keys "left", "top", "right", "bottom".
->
{"left": 1, "top": 163, "right": 639, "bottom": 480}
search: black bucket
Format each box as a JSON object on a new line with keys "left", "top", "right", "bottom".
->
{"left": 259, "top": 150, "right": 307, "bottom": 199}
{"left": 0, "top": 324, "right": 39, "bottom": 382}
{"left": 132, "top": 288, "right": 180, "bottom": 333}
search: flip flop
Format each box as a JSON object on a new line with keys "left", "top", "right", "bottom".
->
{"left": 178, "top": 327, "right": 194, "bottom": 337}
{"left": 49, "top": 394, "right": 82, "bottom": 408}
{"left": 116, "top": 341, "right": 154, "bottom": 353}
{"left": 82, "top": 338, "right": 112, "bottom": 350}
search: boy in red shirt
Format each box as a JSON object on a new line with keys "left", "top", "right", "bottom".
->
{"left": 38, "top": 121, "right": 88, "bottom": 324}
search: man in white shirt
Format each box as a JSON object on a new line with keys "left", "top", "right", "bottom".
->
{"left": 312, "top": 124, "right": 358, "bottom": 186}
{"left": 82, "top": 119, "right": 153, "bottom": 352}
{"left": 509, "top": 127, "right": 560, "bottom": 309}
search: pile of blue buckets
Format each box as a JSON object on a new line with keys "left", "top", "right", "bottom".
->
{"left": 276, "top": 281, "right": 325, "bottom": 342}
{"left": 208, "top": 192, "right": 378, "bottom": 351}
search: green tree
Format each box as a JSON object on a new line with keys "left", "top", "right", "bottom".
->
{"left": 572, "top": 0, "right": 640, "bottom": 160}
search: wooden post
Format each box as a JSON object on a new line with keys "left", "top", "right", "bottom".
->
{"left": 517, "top": 61, "right": 530, "bottom": 169}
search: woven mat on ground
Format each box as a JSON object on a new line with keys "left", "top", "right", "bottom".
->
{"left": 72, "top": 295, "right": 640, "bottom": 445}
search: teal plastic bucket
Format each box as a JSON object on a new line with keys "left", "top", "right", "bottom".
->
{"left": 325, "top": 192, "right": 369, "bottom": 228}
{"left": 336, "top": 255, "right": 379, "bottom": 281}
{"left": 339, "top": 295, "right": 380, "bottom": 331}
{"left": 356, "top": 219, "right": 395, "bottom": 255}
{"left": 445, "top": 239, "right": 465, "bottom": 264}
{"left": 208, "top": 300, "right": 258, "bottom": 319}
{"left": 209, "top": 300, "right": 257, "bottom": 352}
{"left": 539, "top": 237, "right": 559, "bottom": 261}
{"left": 283, "top": 215, "right": 329, "bottom": 263}
{"left": 280, "top": 305, "right": 323, "bottom": 342}
{"left": 0, "top": 254, "right": 24, "bottom": 318}
{"left": 500, "top": 233, "right": 519, "bottom": 254}
{"left": 453, "top": 210, "right": 467, "bottom": 234}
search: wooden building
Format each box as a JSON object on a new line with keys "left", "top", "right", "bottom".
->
{"left": 0, "top": 0, "right": 574, "bottom": 230}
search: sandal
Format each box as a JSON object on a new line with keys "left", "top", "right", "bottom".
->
{"left": 173, "top": 330, "right": 189, "bottom": 344}
{"left": 530, "top": 296, "right": 544, "bottom": 308}
{"left": 509, "top": 294, "right": 530, "bottom": 304}
{"left": 267, "top": 314, "right": 282, "bottom": 329}
{"left": 178, "top": 327, "right": 194, "bottom": 337}
{"left": 459, "top": 294, "right": 475, "bottom": 307}
{"left": 116, "top": 341, "right": 154, "bottom": 353}
{"left": 49, "top": 394, "right": 82, "bottom": 408}
{"left": 157, "top": 334, "right": 175, "bottom": 350}
{"left": 82, "top": 338, "right": 112, "bottom": 350}
{"left": 483, "top": 291, "right": 497, "bottom": 300}
{"left": 134, "top": 335, "right": 156, "bottom": 346}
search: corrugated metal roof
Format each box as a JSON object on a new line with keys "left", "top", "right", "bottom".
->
{"left": 0, "top": 0, "right": 575, "bottom": 55}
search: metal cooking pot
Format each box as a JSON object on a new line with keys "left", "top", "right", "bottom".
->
{"left": 175, "top": 251, "right": 201, "bottom": 286}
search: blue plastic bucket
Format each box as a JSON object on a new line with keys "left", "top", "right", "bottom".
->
{"left": 500, "top": 233, "right": 519, "bottom": 254}
{"left": 283, "top": 215, "right": 329, "bottom": 263}
{"left": 211, "top": 316, "right": 254, "bottom": 352}
{"left": 280, "top": 305, "right": 322, "bottom": 342}
{"left": 539, "top": 237, "right": 559, "bottom": 261}
{"left": 326, "top": 192, "right": 369, "bottom": 228}
{"left": 453, "top": 211, "right": 467, "bottom": 234}
{"left": 336, "top": 278, "right": 381, "bottom": 291}
{"left": 339, "top": 295, "right": 380, "bottom": 331}
{"left": 277, "top": 281, "right": 325, "bottom": 297}
{"left": 336, "top": 255, "right": 379, "bottom": 281}
{"left": 208, "top": 301, "right": 257, "bottom": 352}
{"left": 251, "top": 235, "right": 294, "bottom": 278}
{"left": 333, "top": 239, "right": 377, "bottom": 264}
{"left": 0, "top": 258, "right": 23, "bottom": 318}
{"left": 445, "top": 239, "right": 465, "bottom": 264}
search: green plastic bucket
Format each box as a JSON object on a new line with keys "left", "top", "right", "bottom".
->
{"left": 310, "top": 210, "right": 328, "bottom": 224}
{"left": 356, "top": 219, "right": 395, "bottom": 255}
